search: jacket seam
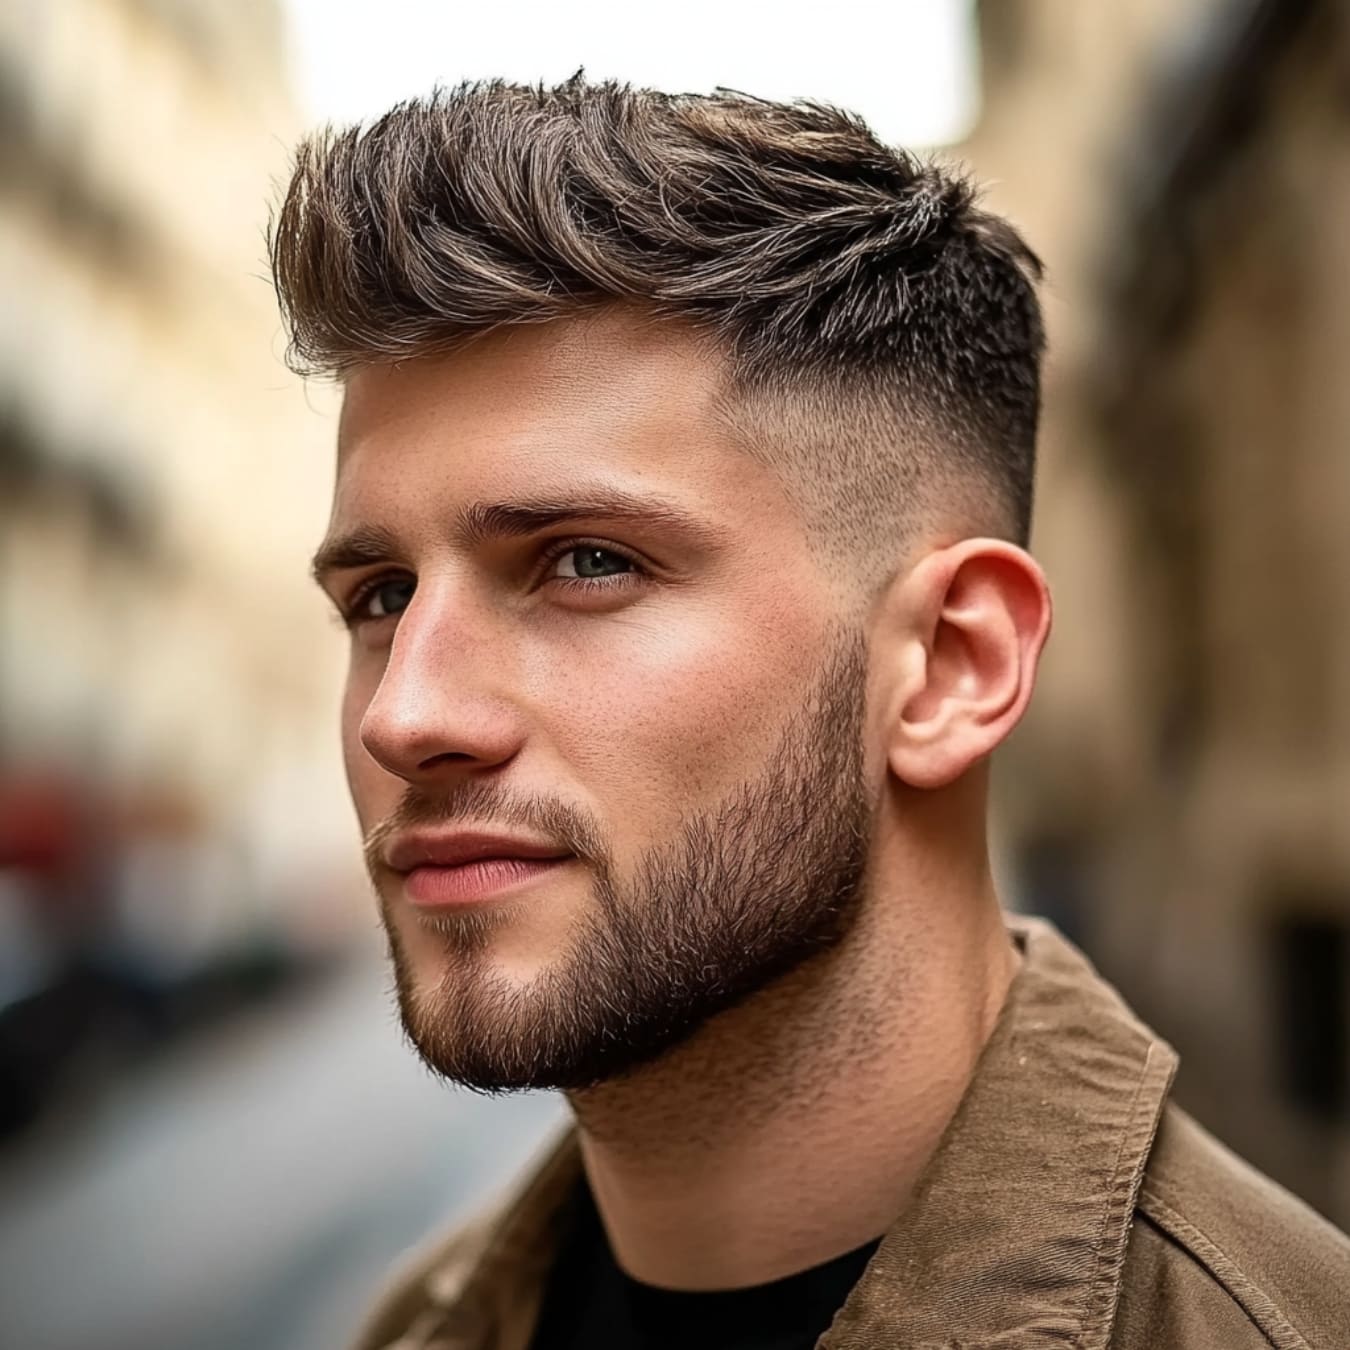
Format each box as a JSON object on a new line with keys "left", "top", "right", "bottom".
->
{"left": 1136, "top": 1186, "right": 1313, "bottom": 1350}
{"left": 1075, "top": 1040, "right": 1173, "bottom": 1349}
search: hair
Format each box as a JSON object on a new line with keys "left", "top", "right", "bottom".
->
{"left": 269, "top": 74, "right": 1045, "bottom": 572}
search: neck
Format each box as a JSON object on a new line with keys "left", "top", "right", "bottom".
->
{"left": 566, "top": 790, "right": 1023, "bottom": 1290}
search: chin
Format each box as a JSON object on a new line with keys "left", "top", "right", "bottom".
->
{"left": 384, "top": 869, "right": 588, "bottom": 972}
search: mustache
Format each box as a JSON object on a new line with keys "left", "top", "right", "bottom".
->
{"left": 362, "top": 779, "right": 608, "bottom": 878}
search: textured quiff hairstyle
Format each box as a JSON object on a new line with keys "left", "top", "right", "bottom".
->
{"left": 270, "top": 75, "right": 1045, "bottom": 574}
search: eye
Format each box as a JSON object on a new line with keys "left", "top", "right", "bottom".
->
{"left": 548, "top": 546, "right": 636, "bottom": 581}
{"left": 348, "top": 575, "right": 415, "bottom": 623}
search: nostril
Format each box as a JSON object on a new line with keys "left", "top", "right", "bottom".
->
{"left": 418, "top": 750, "right": 479, "bottom": 770}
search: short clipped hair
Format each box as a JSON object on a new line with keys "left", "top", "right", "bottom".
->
{"left": 269, "top": 75, "right": 1045, "bottom": 561}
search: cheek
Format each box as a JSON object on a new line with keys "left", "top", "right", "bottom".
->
{"left": 524, "top": 597, "right": 826, "bottom": 834}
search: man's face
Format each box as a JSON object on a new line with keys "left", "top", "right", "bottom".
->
{"left": 320, "top": 312, "right": 879, "bottom": 1091}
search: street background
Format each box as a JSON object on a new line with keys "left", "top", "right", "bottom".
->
{"left": 3, "top": 1, "right": 1348, "bottom": 1346}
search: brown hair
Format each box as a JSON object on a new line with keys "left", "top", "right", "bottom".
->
{"left": 269, "top": 75, "right": 1045, "bottom": 561}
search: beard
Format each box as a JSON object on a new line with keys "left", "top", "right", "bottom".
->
{"left": 367, "top": 634, "right": 873, "bottom": 1093}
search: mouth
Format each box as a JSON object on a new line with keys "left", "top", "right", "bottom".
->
{"left": 402, "top": 854, "right": 575, "bottom": 907}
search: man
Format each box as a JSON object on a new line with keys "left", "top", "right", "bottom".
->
{"left": 270, "top": 77, "right": 1350, "bottom": 1349}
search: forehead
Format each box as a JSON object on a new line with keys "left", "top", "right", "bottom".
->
{"left": 332, "top": 311, "right": 784, "bottom": 526}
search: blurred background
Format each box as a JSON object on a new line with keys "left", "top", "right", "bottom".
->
{"left": 1, "top": 0, "right": 1346, "bottom": 1346}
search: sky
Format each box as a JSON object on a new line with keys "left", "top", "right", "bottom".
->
{"left": 281, "top": 0, "right": 980, "bottom": 148}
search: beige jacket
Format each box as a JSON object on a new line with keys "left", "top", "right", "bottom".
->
{"left": 351, "top": 915, "right": 1350, "bottom": 1349}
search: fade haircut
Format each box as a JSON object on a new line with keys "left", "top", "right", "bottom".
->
{"left": 269, "top": 75, "right": 1045, "bottom": 578}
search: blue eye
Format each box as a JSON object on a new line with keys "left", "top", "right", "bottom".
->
{"left": 357, "top": 577, "right": 415, "bottom": 620}
{"left": 551, "top": 547, "right": 634, "bottom": 580}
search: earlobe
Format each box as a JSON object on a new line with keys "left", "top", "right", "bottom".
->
{"left": 879, "top": 540, "right": 1052, "bottom": 791}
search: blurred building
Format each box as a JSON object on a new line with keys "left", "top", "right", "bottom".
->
{"left": 0, "top": 0, "right": 360, "bottom": 1126}
{"left": 975, "top": 0, "right": 1350, "bottom": 1227}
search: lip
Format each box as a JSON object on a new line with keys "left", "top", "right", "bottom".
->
{"left": 404, "top": 856, "right": 573, "bottom": 907}
{"left": 384, "top": 828, "right": 574, "bottom": 875}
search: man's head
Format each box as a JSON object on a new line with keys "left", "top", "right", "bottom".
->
{"left": 273, "top": 77, "right": 1052, "bottom": 1093}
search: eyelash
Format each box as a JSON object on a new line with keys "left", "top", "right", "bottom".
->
{"left": 336, "top": 537, "right": 647, "bottom": 628}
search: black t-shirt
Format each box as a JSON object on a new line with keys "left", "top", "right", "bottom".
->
{"left": 527, "top": 1183, "right": 883, "bottom": 1350}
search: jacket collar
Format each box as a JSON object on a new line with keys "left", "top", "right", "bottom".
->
{"left": 824, "top": 914, "right": 1179, "bottom": 1348}
{"left": 423, "top": 915, "right": 1179, "bottom": 1350}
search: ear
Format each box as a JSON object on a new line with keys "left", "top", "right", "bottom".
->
{"left": 875, "top": 539, "right": 1052, "bottom": 791}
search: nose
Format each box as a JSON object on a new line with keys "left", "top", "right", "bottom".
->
{"left": 357, "top": 588, "right": 526, "bottom": 785}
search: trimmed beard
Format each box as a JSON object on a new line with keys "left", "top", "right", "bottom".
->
{"left": 371, "top": 634, "right": 872, "bottom": 1092}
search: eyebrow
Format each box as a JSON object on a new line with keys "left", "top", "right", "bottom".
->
{"left": 310, "top": 490, "right": 718, "bottom": 587}
{"left": 309, "top": 523, "right": 405, "bottom": 586}
{"left": 458, "top": 491, "right": 717, "bottom": 547}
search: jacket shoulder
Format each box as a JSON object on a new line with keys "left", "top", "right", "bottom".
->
{"left": 1112, "top": 1101, "right": 1350, "bottom": 1349}
{"left": 347, "top": 1125, "right": 582, "bottom": 1350}
{"left": 347, "top": 1207, "right": 499, "bottom": 1350}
